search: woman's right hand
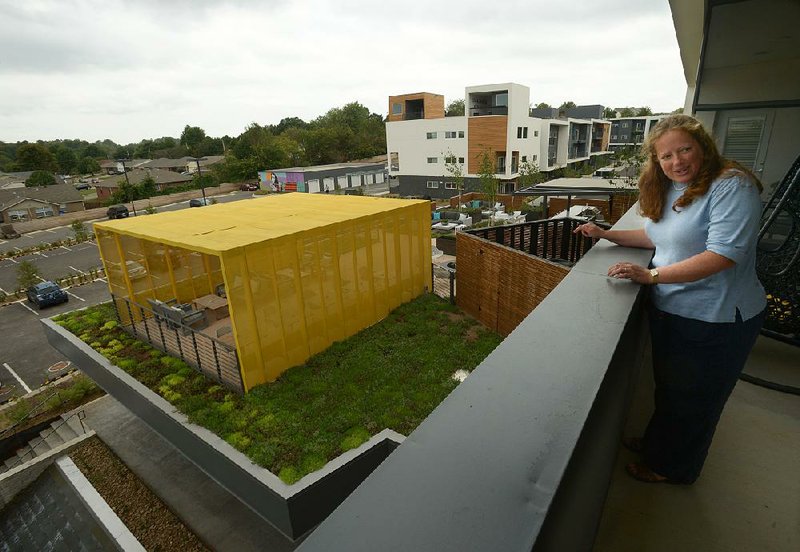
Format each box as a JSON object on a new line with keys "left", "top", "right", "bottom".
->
{"left": 573, "top": 222, "right": 607, "bottom": 239}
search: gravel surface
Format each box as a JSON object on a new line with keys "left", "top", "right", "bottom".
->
{"left": 70, "top": 436, "right": 210, "bottom": 552}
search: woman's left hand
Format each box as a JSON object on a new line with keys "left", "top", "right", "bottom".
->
{"left": 608, "top": 262, "right": 651, "bottom": 284}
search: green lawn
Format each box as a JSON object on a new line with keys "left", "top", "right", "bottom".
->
{"left": 55, "top": 294, "right": 501, "bottom": 484}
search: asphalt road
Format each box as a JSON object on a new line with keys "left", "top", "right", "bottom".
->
{"left": 0, "top": 190, "right": 256, "bottom": 403}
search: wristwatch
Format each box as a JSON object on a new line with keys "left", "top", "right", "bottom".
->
{"left": 649, "top": 268, "right": 659, "bottom": 285}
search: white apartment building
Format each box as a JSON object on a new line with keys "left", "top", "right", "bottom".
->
{"left": 386, "top": 83, "right": 612, "bottom": 198}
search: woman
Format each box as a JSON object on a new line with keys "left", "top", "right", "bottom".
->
{"left": 575, "top": 114, "right": 766, "bottom": 484}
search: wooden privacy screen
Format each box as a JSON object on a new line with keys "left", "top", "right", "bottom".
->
{"left": 456, "top": 232, "right": 569, "bottom": 336}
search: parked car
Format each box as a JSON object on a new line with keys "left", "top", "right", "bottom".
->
{"left": 1, "top": 224, "right": 20, "bottom": 239}
{"left": 240, "top": 182, "right": 259, "bottom": 191}
{"left": 189, "top": 198, "right": 212, "bottom": 207}
{"left": 27, "top": 281, "right": 69, "bottom": 309}
{"left": 107, "top": 204, "right": 130, "bottom": 219}
{"left": 75, "top": 182, "right": 91, "bottom": 190}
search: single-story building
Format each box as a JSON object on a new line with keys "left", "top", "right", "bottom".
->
{"left": 94, "top": 168, "right": 194, "bottom": 200}
{"left": 0, "top": 184, "right": 85, "bottom": 223}
{"left": 0, "top": 171, "right": 67, "bottom": 189}
{"left": 258, "top": 161, "right": 386, "bottom": 193}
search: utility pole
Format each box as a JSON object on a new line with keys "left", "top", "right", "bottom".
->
{"left": 118, "top": 158, "right": 137, "bottom": 216}
{"left": 189, "top": 157, "right": 208, "bottom": 203}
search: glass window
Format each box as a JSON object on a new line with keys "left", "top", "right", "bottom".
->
{"left": 458, "top": 131, "right": 464, "bottom": 138}
{"left": 426, "top": 132, "right": 437, "bottom": 139}
{"left": 426, "top": 181, "right": 439, "bottom": 188}
{"left": 523, "top": 127, "right": 528, "bottom": 139}
{"left": 392, "top": 103, "right": 402, "bottom": 114}
{"left": 532, "top": 154, "right": 537, "bottom": 161}
{"left": 517, "top": 127, "right": 523, "bottom": 139}
{"left": 521, "top": 155, "right": 527, "bottom": 162}
{"left": 9, "top": 210, "right": 28, "bottom": 221}
{"left": 494, "top": 92, "right": 508, "bottom": 107}
{"left": 445, "top": 131, "right": 458, "bottom": 139}
{"left": 427, "top": 157, "right": 438, "bottom": 164}
{"left": 445, "top": 182, "right": 457, "bottom": 189}
{"left": 458, "top": 157, "right": 465, "bottom": 163}
{"left": 534, "top": 130, "right": 539, "bottom": 137}
{"left": 35, "top": 207, "right": 54, "bottom": 218}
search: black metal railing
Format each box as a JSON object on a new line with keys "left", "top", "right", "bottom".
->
{"left": 111, "top": 294, "right": 243, "bottom": 393}
{"left": 466, "top": 217, "right": 602, "bottom": 266}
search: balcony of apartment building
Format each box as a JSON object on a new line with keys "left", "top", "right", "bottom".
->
{"left": 468, "top": 91, "right": 509, "bottom": 117}
{"left": 298, "top": 159, "right": 800, "bottom": 550}
{"left": 403, "top": 98, "right": 425, "bottom": 120}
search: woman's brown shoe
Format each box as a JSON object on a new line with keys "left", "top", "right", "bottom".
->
{"left": 625, "top": 462, "right": 670, "bottom": 483}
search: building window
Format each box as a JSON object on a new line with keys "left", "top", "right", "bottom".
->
{"left": 445, "top": 182, "right": 457, "bottom": 189}
{"left": 445, "top": 131, "right": 458, "bottom": 139}
{"left": 392, "top": 103, "right": 402, "bottom": 115}
{"left": 444, "top": 154, "right": 456, "bottom": 164}
{"left": 517, "top": 127, "right": 523, "bottom": 139}
{"left": 523, "top": 127, "right": 528, "bottom": 138}
{"left": 427, "top": 157, "right": 438, "bottom": 164}
{"left": 532, "top": 154, "right": 537, "bottom": 162}
{"left": 426, "top": 132, "right": 437, "bottom": 139}
{"left": 8, "top": 210, "right": 28, "bottom": 222}
{"left": 458, "top": 131, "right": 465, "bottom": 138}
{"left": 35, "top": 207, "right": 55, "bottom": 218}
{"left": 621, "top": 122, "right": 629, "bottom": 128}
{"left": 521, "top": 156, "right": 527, "bottom": 162}
{"left": 427, "top": 181, "right": 440, "bottom": 189}
{"left": 458, "top": 157, "right": 464, "bottom": 163}
{"left": 534, "top": 130, "right": 539, "bottom": 137}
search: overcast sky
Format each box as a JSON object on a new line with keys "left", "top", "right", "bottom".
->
{"left": 0, "top": 0, "right": 686, "bottom": 145}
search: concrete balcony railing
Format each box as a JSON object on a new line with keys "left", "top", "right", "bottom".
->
{"left": 298, "top": 206, "right": 655, "bottom": 551}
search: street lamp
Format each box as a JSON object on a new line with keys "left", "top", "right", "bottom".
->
{"left": 188, "top": 156, "right": 208, "bottom": 203}
{"left": 117, "top": 158, "right": 137, "bottom": 216}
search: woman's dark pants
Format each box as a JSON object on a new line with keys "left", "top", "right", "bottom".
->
{"left": 642, "top": 307, "right": 765, "bottom": 484}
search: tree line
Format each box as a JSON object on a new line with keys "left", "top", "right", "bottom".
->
{"left": 0, "top": 101, "right": 387, "bottom": 187}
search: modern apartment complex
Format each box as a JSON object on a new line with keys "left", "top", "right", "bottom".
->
{"left": 607, "top": 115, "right": 667, "bottom": 151}
{"left": 386, "top": 83, "right": 612, "bottom": 198}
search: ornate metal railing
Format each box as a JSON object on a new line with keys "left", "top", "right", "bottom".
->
{"left": 757, "top": 154, "right": 800, "bottom": 344}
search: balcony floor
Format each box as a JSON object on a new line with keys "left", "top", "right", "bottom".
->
{"left": 594, "top": 335, "right": 800, "bottom": 551}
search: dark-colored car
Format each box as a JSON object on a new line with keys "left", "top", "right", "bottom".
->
{"left": 75, "top": 182, "right": 91, "bottom": 190}
{"left": 240, "top": 182, "right": 259, "bottom": 191}
{"left": 189, "top": 198, "right": 212, "bottom": 207}
{"left": 27, "top": 281, "right": 69, "bottom": 309}
{"left": 107, "top": 204, "right": 129, "bottom": 219}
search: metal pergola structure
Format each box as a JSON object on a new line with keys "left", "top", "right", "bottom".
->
{"left": 513, "top": 184, "right": 638, "bottom": 222}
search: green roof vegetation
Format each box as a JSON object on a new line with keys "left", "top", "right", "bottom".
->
{"left": 55, "top": 294, "right": 501, "bottom": 484}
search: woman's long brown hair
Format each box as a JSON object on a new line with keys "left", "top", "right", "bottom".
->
{"left": 638, "top": 115, "right": 762, "bottom": 222}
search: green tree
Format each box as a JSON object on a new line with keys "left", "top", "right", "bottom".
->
{"left": 76, "top": 157, "right": 101, "bottom": 175}
{"left": 443, "top": 150, "right": 465, "bottom": 210}
{"left": 16, "top": 261, "right": 41, "bottom": 291}
{"left": 603, "top": 107, "right": 616, "bottom": 119}
{"left": 25, "top": 170, "right": 56, "bottom": 187}
{"left": 181, "top": 125, "right": 207, "bottom": 154}
{"left": 636, "top": 106, "right": 653, "bottom": 116}
{"left": 517, "top": 160, "right": 545, "bottom": 189}
{"left": 15, "top": 143, "right": 57, "bottom": 172}
{"left": 138, "top": 175, "right": 157, "bottom": 198}
{"left": 53, "top": 146, "right": 77, "bottom": 174}
{"left": 618, "top": 107, "right": 635, "bottom": 117}
{"left": 558, "top": 101, "right": 577, "bottom": 114}
{"left": 445, "top": 99, "right": 465, "bottom": 117}
{"left": 81, "top": 144, "right": 106, "bottom": 159}
{"left": 477, "top": 148, "right": 499, "bottom": 226}
{"left": 71, "top": 220, "right": 88, "bottom": 242}
{"left": 534, "top": 102, "right": 551, "bottom": 109}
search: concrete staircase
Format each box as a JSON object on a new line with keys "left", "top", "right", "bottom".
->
{"left": 1, "top": 413, "right": 88, "bottom": 474}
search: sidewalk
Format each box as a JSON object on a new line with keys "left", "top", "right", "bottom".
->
{"left": 81, "top": 395, "right": 299, "bottom": 552}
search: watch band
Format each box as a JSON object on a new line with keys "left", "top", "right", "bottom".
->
{"left": 650, "top": 268, "right": 659, "bottom": 284}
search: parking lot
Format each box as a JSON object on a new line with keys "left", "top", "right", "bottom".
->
{"left": 0, "top": 280, "right": 110, "bottom": 402}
